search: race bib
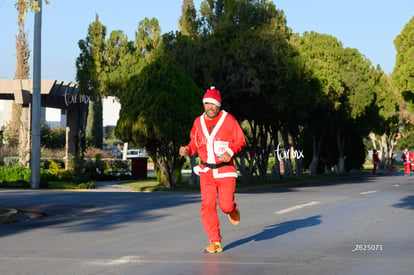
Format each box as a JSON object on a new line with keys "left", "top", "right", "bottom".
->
{"left": 214, "top": 140, "right": 229, "bottom": 157}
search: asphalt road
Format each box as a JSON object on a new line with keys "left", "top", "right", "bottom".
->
{"left": 1, "top": 173, "right": 413, "bottom": 275}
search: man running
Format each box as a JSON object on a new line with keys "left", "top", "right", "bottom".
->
{"left": 179, "top": 87, "right": 246, "bottom": 253}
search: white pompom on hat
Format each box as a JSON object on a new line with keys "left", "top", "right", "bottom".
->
{"left": 202, "top": 86, "right": 222, "bottom": 107}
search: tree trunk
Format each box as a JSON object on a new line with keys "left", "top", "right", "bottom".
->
{"left": 309, "top": 127, "right": 325, "bottom": 175}
{"left": 369, "top": 131, "right": 377, "bottom": 149}
{"left": 309, "top": 137, "right": 319, "bottom": 175}
{"left": 380, "top": 131, "right": 398, "bottom": 170}
{"left": 14, "top": 5, "right": 31, "bottom": 165}
{"left": 234, "top": 152, "right": 251, "bottom": 184}
{"left": 154, "top": 157, "right": 174, "bottom": 189}
{"left": 270, "top": 124, "right": 280, "bottom": 179}
{"left": 336, "top": 128, "right": 346, "bottom": 173}
{"left": 280, "top": 126, "right": 293, "bottom": 176}
{"left": 291, "top": 129, "right": 303, "bottom": 176}
{"left": 18, "top": 106, "right": 31, "bottom": 167}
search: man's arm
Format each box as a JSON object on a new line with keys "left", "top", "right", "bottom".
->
{"left": 224, "top": 116, "right": 246, "bottom": 160}
{"left": 180, "top": 120, "right": 198, "bottom": 156}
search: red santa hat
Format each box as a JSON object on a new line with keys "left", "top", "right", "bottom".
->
{"left": 202, "top": 86, "right": 221, "bottom": 107}
{"left": 404, "top": 148, "right": 408, "bottom": 152}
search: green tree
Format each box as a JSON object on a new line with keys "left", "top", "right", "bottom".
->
{"left": 391, "top": 16, "right": 414, "bottom": 154}
{"left": 116, "top": 38, "right": 202, "bottom": 188}
{"left": 179, "top": 0, "right": 197, "bottom": 36}
{"left": 295, "top": 32, "right": 381, "bottom": 173}
{"left": 194, "top": 0, "right": 292, "bottom": 181}
{"left": 135, "top": 17, "right": 162, "bottom": 60}
{"left": 364, "top": 71, "right": 400, "bottom": 169}
{"left": 10, "top": 0, "right": 31, "bottom": 150}
{"left": 392, "top": 16, "right": 414, "bottom": 109}
{"left": 113, "top": 18, "right": 202, "bottom": 188}
{"left": 76, "top": 14, "right": 105, "bottom": 150}
{"left": 15, "top": 0, "right": 30, "bottom": 79}
{"left": 101, "top": 30, "right": 133, "bottom": 98}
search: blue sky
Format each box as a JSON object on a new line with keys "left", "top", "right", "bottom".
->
{"left": 0, "top": 0, "right": 412, "bottom": 82}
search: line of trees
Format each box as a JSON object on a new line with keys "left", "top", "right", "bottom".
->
{"left": 75, "top": 0, "right": 414, "bottom": 188}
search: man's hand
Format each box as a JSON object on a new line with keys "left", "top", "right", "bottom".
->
{"left": 179, "top": 146, "right": 189, "bottom": 157}
{"left": 219, "top": 151, "right": 231, "bottom": 162}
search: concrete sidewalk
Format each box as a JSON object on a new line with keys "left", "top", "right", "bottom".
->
{"left": 94, "top": 180, "right": 133, "bottom": 192}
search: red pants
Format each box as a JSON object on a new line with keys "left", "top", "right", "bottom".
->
{"left": 372, "top": 164, "right": 377, "bottom": 175}
{"left": 200, "top": 171, "right": 237, "bottom": 243}
{"left": 404, "top": 162, "right": 411, "bottom": 175}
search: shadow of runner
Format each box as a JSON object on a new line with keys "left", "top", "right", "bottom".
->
{"left": 392, "top": 195, "right": 414, "bottom": 210}
{"left": 224, "top": 215, "right": 322, "bottom": 251}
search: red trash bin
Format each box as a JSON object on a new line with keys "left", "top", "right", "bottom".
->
{"left": 131, "top": 157, "right": 148, "bottom": 179}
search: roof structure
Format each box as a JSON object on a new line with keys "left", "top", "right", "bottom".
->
{"left": 0, "top": 79, "right": 88, "bottom": 169}
{"left": 0, "top": 79, "right": 81, "bottom": 108}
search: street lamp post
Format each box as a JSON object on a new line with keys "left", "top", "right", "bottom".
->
{"left": 31, "top": 0, "right": 42, "bottom": 188}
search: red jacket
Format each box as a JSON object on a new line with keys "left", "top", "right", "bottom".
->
{"left": 402, "top": 151, "right": 410, "bottom": 163}
{"left": 186, "top": 110, "right": 246, "bottom": 178}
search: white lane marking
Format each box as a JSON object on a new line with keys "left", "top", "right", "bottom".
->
{"left": 393, "top": 184, "right": 400, "bottom": 187}
{"left": 87, "top": 256, "right": 143, "bottom": 265}
{"left": 275, "top": 201, "right": 320, "bottom": 215}
{"left": 360, "top": 190, "right": 377, "bottom": 195}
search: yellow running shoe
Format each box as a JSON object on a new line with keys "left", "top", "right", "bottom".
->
{"left": 228, "top": 208, "right": 240, "bottom": 225}
{"left": 203, "top": 241, "right": 223, "bottom": 253}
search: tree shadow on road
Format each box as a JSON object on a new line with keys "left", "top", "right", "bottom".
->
{"left": 224, "top": 215, "right": 322, "bottom": 251}
{"left": 392, "top": 195, "right": 414, "bottom": 210}
{"left": 0, "top": 191, "right": 201, "bottom": 237}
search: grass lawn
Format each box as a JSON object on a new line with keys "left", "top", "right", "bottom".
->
{"left": 119, "top": 169, "right": 376, "bottom": 192}
{"left": 46, "top": 181, "right": 96, "bottom": 189}
{"left": 119, "top": 175, "right": 201, "bottom": 192}
{"left": 1, "top": 164, "right": 402, "bottom": 192}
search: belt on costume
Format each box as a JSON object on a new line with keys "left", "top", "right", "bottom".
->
{"left": 200, "top": 160, "right": 230, "bottom": 169}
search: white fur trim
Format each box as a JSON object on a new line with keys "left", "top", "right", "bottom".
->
{"left": 193, "top": 165, "right": 210, "bottom": 176}
{"left": 225, "top": 148, "right": 234, "bottom": 157}
{"left": 200, "top": 111, "right": 228, "bottom": 163}
{"left": 213, "top": 169, "right": 238, "bottom": 178}
{"left": 203, "top": 98, "right": 221, "bottom": 107}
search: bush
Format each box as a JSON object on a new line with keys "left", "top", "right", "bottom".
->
{"left": 45, "top": 159, "right": 62, "bottom": 180}
{"left": 77, "top": 181, "right": 96, "bottom": 189}
{"left": 104, "top": 159, "right": 131, "bottom": 179}
{"left": 41, "top": 125, "right": 65, "bottom": 149}
{"left": 0, "top": 165, "right": 31, "bottom": 182}
{"left": 70, "top": 155, "right": 108, "bottom": 183}
{"left": 0, "top": 166, "right": 50, "bottom": 188}
{"left": 0, "top": 164, "right": 99, "bottom": 188}
{"left": 1, "top": 155, "right": 132, "bottom": 188}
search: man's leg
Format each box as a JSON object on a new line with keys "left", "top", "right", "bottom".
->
{"left": 217, "top": 177, "right": 240, "bottom": 225}
{"left": 200, "top": 172, "right": 221, "bottom": 243}
{"left": 217, "top": 176, "right": 237, "bottom": 214}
